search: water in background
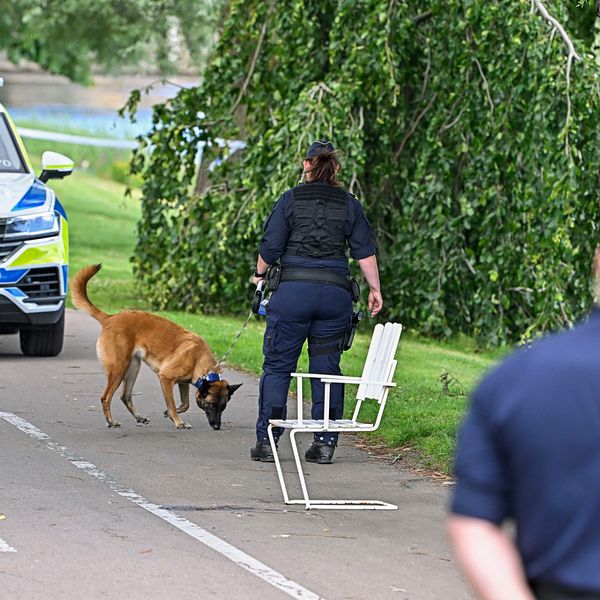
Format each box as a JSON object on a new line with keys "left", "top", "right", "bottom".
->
{"left": 7, "top": 105, "right": 153, "bottom": 139}
{"left": 0, "top": 69, "right": 200, "bottom": 139}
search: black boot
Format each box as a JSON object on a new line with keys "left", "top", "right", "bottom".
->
{"left": 250, "top": 440, "right": 277, "bottom": 462}
{"left": 305, "top": 441, "right": 335, "bottom": 464}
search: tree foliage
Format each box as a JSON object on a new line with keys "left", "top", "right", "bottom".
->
{"left": 0, "top": 0, "right": 222, "bottom": 83}
{"left": 125, "top": 0, "right": 600, "bottom": 344}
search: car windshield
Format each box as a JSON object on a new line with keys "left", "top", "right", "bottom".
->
{"left": 0, "top": 114, "right": 26, "bottom": 174}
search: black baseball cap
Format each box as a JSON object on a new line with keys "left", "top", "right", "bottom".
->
{"left": 305, "top": 140, "right": 335, "bottom": 158}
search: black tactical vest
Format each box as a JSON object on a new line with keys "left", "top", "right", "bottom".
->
{"left": 283, "top": 183, "right": 348, "bottom": 259}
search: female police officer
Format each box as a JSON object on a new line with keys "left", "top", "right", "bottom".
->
{"left": 250, "top": 141, "right": 383, "bottom": 464}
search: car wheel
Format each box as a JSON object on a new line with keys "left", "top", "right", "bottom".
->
{"left": 20, "top": 310, "right": 65, "bottom": 357}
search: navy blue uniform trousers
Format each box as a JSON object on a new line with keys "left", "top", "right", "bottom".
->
{"left": 256, "top": 280, "right": 353, "bottom": 445}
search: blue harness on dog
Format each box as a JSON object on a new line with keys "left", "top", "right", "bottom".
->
{"left": 193, "top": 371, "right": 221, "bottom": 391}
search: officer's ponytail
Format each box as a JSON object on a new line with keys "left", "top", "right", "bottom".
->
{"left": 304, "top": 151, "right": 341, "bottom": 187}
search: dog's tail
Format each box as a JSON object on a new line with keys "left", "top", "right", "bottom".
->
{"left": 70, "top": 264, "right": 109, "bottom": 323}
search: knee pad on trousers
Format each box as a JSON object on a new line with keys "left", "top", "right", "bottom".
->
{"left": 270, "top": 406, "right": 284, "bottom": 420}
{"left": 308, "top": 331, "right": 345, "bottom": 356}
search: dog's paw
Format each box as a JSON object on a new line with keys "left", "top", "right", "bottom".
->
{"left": 163, "top": 409, "right": 168, "bottom": 418}
{"left": 107, "top": 421, "right": 121, "bottom": 428}
{"left": 136, "top": 416, "right": 150, "bottom": 424}
{"left": 176, "top": 421, "right": 192, "bottom": 430}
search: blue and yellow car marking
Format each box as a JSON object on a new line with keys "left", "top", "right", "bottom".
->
{"left": 11, "top": 181, "right": 48, "bottom": 212}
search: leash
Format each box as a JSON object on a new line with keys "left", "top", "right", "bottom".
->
{"left": 214, "top": 310, "right": 256, "bottom": 369}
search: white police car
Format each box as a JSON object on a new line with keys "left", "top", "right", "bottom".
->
{"left": 0, "top": 85, "right": 74, "bottom": 356}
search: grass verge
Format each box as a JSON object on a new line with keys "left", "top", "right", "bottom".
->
{"left": 39, "top": 155, "right": 503, "bottom": 474}
{"left": 16, "top": 118, "right": 137, "bottom": 185}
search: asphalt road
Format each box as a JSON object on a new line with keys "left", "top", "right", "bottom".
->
{"left": 0, "top": 309, "right": 472, "bottom": 600}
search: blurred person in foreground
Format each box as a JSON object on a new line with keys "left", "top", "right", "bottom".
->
{"left": 448, "top": 248, "right": 600, "bottom": 600}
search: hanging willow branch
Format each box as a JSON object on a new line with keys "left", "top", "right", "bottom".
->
{"left": 531, "top": 0, "right": 582, "bottom": 155}
{"left": 230, "top": 6, "right": 274, "bottom": 116}
{"left": 129, "top": 0, "right": 599, "bottom": 344}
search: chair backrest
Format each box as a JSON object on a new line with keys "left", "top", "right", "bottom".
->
{"left": 357, "top": 322, "right": 402, "bottom": 401}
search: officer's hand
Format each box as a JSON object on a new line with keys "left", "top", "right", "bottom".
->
{"left": 368, "top": 290, "right": 383, "bottom": 317}
{"left": 252, "top": 276, "right": 265, "bottom": 287}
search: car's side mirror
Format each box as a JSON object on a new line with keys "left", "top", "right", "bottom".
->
{"left": 39, "top": 151, "right": 74, "bottom": 183}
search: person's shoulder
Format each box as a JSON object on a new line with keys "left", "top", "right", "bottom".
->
{"left": 343, "top": 190, "right": 360, "bottom": 208}
{"left": 274, "top": 188, "right": 294, "bottom": 205}
{"left": 345, "top": 192, "right": 369, "bottom": 224}
{"left": 279, "top": 186, "right": 295, "bottom": 196}
{"left": 264, "top": 190, "right": 293, "bottom": 221}
{"left": 476, "top": 323, "right": 586, "bottom": 396}
{"left": 475, "top": 344, "right": 530, "bottom": 398}
{"left": 523, "top": 317, "right": 594, "bottom": 359}
{"left": 347, "top": 191, "right": 369, "bottom": 212}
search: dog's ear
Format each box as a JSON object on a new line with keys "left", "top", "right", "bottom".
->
{"left": 227, "top": 383, "right": 243, "bottom": 397}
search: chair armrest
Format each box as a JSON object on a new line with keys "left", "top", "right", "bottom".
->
{"left": 320, "top": 378, "right": 396, "bottom": 387}
{"left": 291, "top": 373, "right": 362, "bottom": 382}
{"left": 292, "top": 373, "right": 396, "bottom": 387}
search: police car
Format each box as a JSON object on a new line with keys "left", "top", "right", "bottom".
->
{"left": 0, "top": 80, "right": 74, "bottom": 356}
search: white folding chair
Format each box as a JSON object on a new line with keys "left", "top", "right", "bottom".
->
{"left": 268, "top": 322, "right": 402, "bottom": 510}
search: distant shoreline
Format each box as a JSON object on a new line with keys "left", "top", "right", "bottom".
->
{"left": 0, "top": 64, "right": 200, "bottom": 112}
{"left": 0, "top": 53, "right": 200, "bottom": 78}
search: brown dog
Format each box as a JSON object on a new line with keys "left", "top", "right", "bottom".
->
{"left": 70, "top": 264, "right": 242, "bottom": 429}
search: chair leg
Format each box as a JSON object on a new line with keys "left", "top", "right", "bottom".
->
{"left": 267, "top": 425, "right": 398, "bottom": 510}
{"left": 290, "top": 429, "right": 311, "bottom": 509}
{"left": 268, "top": 424, "right": 291, "bottom": 505}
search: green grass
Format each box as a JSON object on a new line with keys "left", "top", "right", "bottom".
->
{"left": 47, "top": 170, "right": 143, "bottom": 311}
{"left": 354, "top": 335, "right": 498, "bottom": 472}
{"left": 17, "top": 119, "right": 137, "bottom": 184}
{"left": 33, "top": 150, "right": 506, "bottom": 473}
{"left": 154, "top": 310, "right": 502, "bottom": 473}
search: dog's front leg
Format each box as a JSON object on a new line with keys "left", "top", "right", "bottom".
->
{"left": 159, "top": 376, "right": 191, "bottom": 429}
{"left": 176, "top": 383, "right": 190, "bottom": 413}
{"left": 121, "top": 355, "right": 149, "bottom": 424}
{"left": 101, "top": 368, "right": 126, "bottom": 428}
{"left": 162, "top": 382, "right": 190, "bottom": 418}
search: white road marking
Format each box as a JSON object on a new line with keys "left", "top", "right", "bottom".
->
{"left": 0, "top": 537, "right": 17, "bottom": 553}
{"left": 0, "top": 412, "right": 322, "bottom": 599}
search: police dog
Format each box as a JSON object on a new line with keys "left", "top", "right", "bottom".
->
{"left": 70, "top": 264, "right": 242, "bottom": 430}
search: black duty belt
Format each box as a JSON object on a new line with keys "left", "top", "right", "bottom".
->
{"left": 279, "top": 268, "right": 352, "bottom": 293}
{"left": 531, "top": 581, "right": 600, "bottom": 600}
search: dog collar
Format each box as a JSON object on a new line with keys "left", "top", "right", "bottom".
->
{"left": 193, "top": 371, "right": 221, "bottom": 390}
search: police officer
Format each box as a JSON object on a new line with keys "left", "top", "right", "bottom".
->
{"left": 250, "top": 141, "right": 383, "bottom": 464}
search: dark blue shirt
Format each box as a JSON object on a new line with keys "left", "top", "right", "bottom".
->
{"left": 258, "top": 188, "right": 376, "bottom": 275}
{"left": 452, "top": 308, "right": 600, "bottom": 591}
